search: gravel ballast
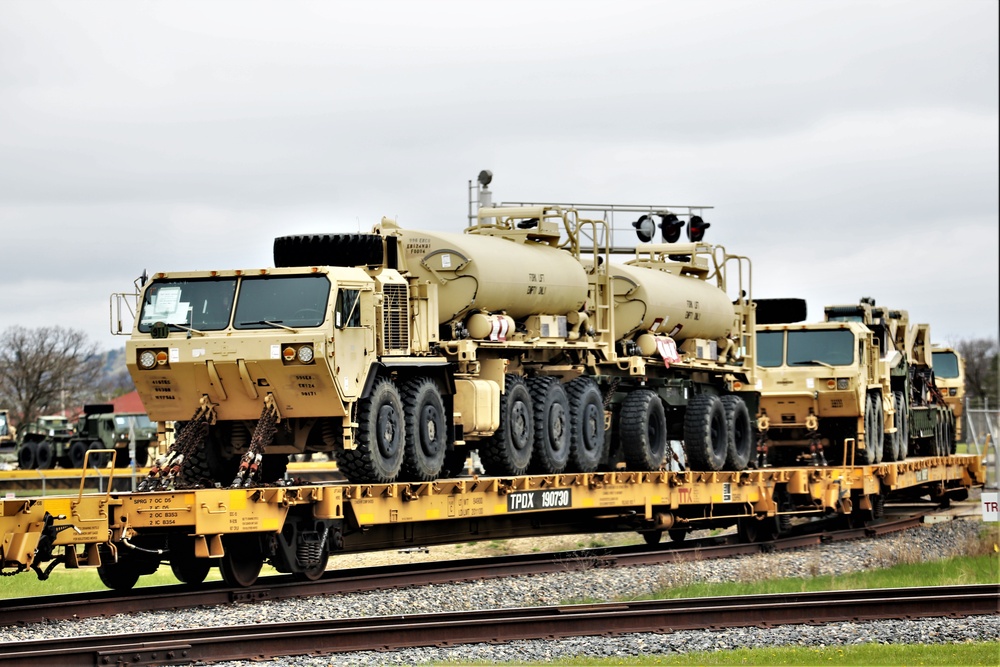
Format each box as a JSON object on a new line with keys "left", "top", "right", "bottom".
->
{"left": 1, "top": 517, "right": 996, "bottom": 665}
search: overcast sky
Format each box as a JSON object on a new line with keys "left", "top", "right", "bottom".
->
{"left": 1, "top": 0, "right": 997, "bottom": 353}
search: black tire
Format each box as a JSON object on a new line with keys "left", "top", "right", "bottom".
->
{"left": 947, "top": 415, "right": 957, "bottom": 455}
{"left": 683, "top": 394, "right": 727, "bottom": 471}
{"left": 480, "top": 375, "right": 533, "bottom": 476}
{"left": 895, "top": 391, "right": 909, "bottom": 460}
{"left": 620, "top": 389, "right": 667, "bottom": 471}
{"left": 35, "top": 441, "right": 54, "bottom": 470}
{"left": 88, "top": 440, "right": 112, "bottom": 467}
{"left": 527, "top": 377, "right": 571, "bottom": 474}
{"left": 69, "top": 441, "right": 88, "bottom": 469}
{"left": 336, "top": 378, "right": 405, "bottom": 483}
{"left": 858, "top": 393, "right": 882, "bottom": 464}
{"left": 883, "top": 392, "right": 902, "bottom": 462}
{"left": 720, "top": 395, "right": 753, "bottom": 471}
{"left": 440, "top": 448, "right": 469, "bottom": 478}
{"left": 134, "top": 444, "right": 150, "bottom": 468}
{"left": 273, "top": 233, "right": 384, "bottom": 268}
{"left": 17, "top": 442, "right": 37, "bottom": 470}
{"left": 401, "top": 377, "right": 449, "bottom": 481}
{"left": 219, "top": 534, "right": 264, "bottom": 587}
{"left": 566, "top": 377, "right": 606, "bottom": 473}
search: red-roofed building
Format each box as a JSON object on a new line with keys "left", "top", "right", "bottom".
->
{"left": 111, "top": 391, "right": 147, "bottom": 414}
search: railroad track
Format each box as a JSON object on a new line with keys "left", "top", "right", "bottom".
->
{"left": 0, "top": 510, "right": 929, "bottom": 627}
{"left": 2, "top": 584, "right": 996, "bottom": 666}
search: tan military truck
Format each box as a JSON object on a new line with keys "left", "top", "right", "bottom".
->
{"left": 115, "top": 173, "right": 760, "bottom": 493}
{"left": 932, "top": 346, "right": 965, "bottom": 443}
{"left": 755, "top": 314, "right": 897, "bottom": 466}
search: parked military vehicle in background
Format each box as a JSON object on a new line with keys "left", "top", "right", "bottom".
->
{"left": 69, "top": 404, "right": 158, "bottom": 468}
{"left": 15, "top": 406, "right": 157, "bottom": 469}
{"left": 16, "top": 415, "right": 75, "bottom": 469}
{"left": 932, "top": 346, "right": 965, "bottom": 442}
{"left": 0, "top": 409, "right": 15, "bottom": 453}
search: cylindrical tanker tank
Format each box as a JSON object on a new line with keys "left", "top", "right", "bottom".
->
{"left": 609, "top": 263, "right": 736, "bottom": 342}
{"left": 393, "top": 227, "right": 589, "bottom": 325}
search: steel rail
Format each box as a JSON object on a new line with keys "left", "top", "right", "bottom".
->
{"left": 1, "top": 585, "right": 996, "bottom": 666}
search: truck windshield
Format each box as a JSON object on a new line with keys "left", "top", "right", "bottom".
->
{"left": 139, "top": 278, "right": 238, "bottom": 333}
{"left": 932, "top": 351, "right": 960, "bottom": 378}
{"left": 234, "top": 275, "right": 331, "bottom": 330}
{"left": 786, "top": 329, "right": 854, "bottom": 367}
{"left": 114, "top": 414, "right": 153, "bottom": 430}
{"left": 757, "top": 331, "right": 784, "bottom": 367}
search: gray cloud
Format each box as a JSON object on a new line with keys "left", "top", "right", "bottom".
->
{"left": 0, "top": 0, "right": 996, "bottom": 350}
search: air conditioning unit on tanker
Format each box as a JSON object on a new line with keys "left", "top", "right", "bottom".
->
{"left": 116, "top": 173, "right": 759, "bottom": 490}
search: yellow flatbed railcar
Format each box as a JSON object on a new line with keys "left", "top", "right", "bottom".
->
{"left": 1, "top": 454, "right": 984, "bottom": 590}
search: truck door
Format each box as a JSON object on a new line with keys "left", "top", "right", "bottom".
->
{"left": 332, "top": 284, "right": 375, "bottom": 400}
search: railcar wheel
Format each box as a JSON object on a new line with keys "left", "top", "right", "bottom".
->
{"left": 621, "top": 389, "right": 667, "bottom": 471}
{"left": 168, "top": 534, "right": 211, "bottom": 585}
{"left": 401, "top": 377, "right": 448, "bottom": 481}
{"left": 336, "top": 377, "right": 404, "bottom": 483}
{"left": 527, "top": 377, "right": 571, "bottom": 474}
{"left": 97, "top": 546, "right": 142, "bottom": 591}
{"left": 566, "top": 377, "right": 606, "bottom": 473}
{"left": 668, "top": 529, "right": 687, "bottom": 543}
{"left": 480, "top": 375, "right": 533, "bottom": 476}
{"left": 16, "top": 442, "right": 36, "bottom": 470}
{"left": 683, "top": 394, "right": 727, "bottom": 471}
{"left": 35, "top": 441, "right": 54, "bottom": 469}
{"left": 220, "top": 534, "right": 264, "bottom": 587}
{"left": 720, "top": 395, "right": 753, "bottom": 471}
{"left": 296, "top": 546, "right": 330, "bottom": 582}
{"left": 642, "top": 530, "right": 662, "bottom": 545}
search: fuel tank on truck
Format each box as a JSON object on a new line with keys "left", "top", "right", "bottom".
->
{"left": 609, "top": 262, "right": 736, "bottom": 342}
{"left": 390, "top": 225, "right": 589, "bottom": 324}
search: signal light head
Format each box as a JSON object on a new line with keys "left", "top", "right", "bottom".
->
{"left": 659, "top": 213, "right": 683, "bottom": 243}
{"left": 632, "top": 214, "right": 656, "bottom": 243}
{"left": 687, "top": 215, "right": 710, "bottom": 242}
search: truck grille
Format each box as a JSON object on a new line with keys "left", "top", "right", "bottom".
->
{"left": 382, "top": 283, "right": 409, "bottom": 353}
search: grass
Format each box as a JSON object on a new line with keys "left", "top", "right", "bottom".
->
{"left": 447, "top": 642, "right": 1000, "bottom": 666}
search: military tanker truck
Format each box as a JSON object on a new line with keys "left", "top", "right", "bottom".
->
{"left": 116, "top": 174, "right": 759, "bottom": 490}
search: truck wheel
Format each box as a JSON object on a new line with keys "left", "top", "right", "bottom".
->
{"left": 683, "top": 394, "right": 727, "bottom": 471}
{"left": 134, "top": 445, "right": 150, "bottom": 467}
{"left": 481, "top": 375, "right": 533, "bottom": 476}
{"left": 620, "top": 389, "right": 667, "bottom": 471}
{"left": 17, "top": 442, "right": 37, "bottom": 470}
{"left": 69, "top": 441, "right": 87, "bottom": 468}
{"left": 859, "top": 393, "right": 882, "bottom": 464}
{"left": 88, "top": 440, "right": 112, "bottom": 467}
{"left": 527, "top": 377, "right": 571, "bottom": 475}
{"left": 894, "top": 391, "right": 909, "bottom": 460}
{"left": 338, "top": 378, "right": 405, "bottom": 483}
{"left": 35, "top": 441, "right": 55, "bottom": 469}
{"left": 401, "top": 377, "right": 449, "bottom": 481}
{"left": 721, "top": 395, "right": 753, "bottom": 471}
{"left": 566, "top": 377, "right": 605, "bottom": 473}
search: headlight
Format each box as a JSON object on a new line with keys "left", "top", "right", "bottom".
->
{"left": 138, "top": 350, "right": 157, "bottom": 370}
{"left": 949, "top": 388, "right": 957, "bottom": 396}
{"left": 297, "top": 345, "right": 314, "bottom": 364}
{"left": 837, "top": 378, "right": 849, "bottom": 390}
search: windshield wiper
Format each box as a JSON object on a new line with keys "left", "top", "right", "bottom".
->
{"left": 240, "top": 320, "right": 300, "bottom": 332}
{"left": 170, "top": 323, "right": 206, "bottom": 338}
{"left": 791, "top": 359, "right": 836, "bottom": 369}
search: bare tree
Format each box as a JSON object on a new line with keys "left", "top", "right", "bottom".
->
{"left": 954, "top": 337, "right": 999, "bottom": 406}
{"left": 0, "top": 326, "right": 104, "bottom": 427}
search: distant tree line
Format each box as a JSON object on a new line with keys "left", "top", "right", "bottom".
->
{"left": 955, "top": 337, "right": 999, "bottom": 409}
{"left": 0, "top": 326, "right": 133, "bottom": 428}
